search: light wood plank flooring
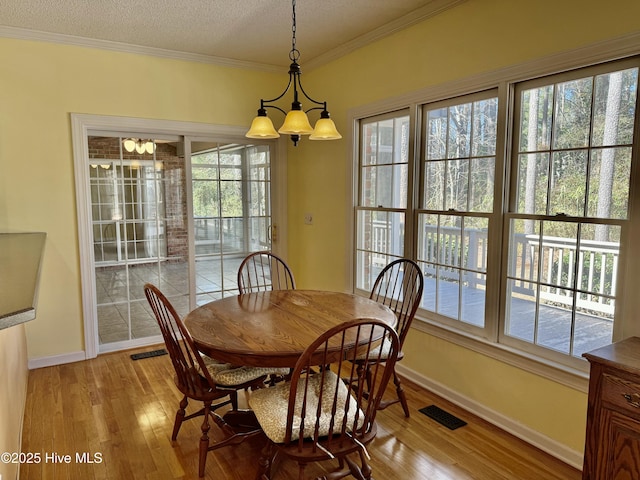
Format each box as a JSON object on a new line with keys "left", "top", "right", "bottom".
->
{"left": 21, "top": 347, "right": 582, "bottom": 480}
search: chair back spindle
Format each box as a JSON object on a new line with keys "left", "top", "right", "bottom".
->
{"left": 237, "top": 251, "right": 296, "bottom": 294}
{"left": 369, "top": 258, "right": 423, "bottom": 347}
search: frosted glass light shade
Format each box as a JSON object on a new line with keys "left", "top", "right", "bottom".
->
{"left": 246, "top": 115, "right": 280, "bottom": 138}
{"left": 310, "top": 118, "right": 342, "bottom": 140}
{"left": 135, "top": 142, "right": 146, "bottom": 154}
{"left": 123, "top": 139, "right": 137, "bottom": 152}
{"left": 278, "top": 110, "right": 314, "bottom": 135}
{"left": 123, "top": 138, "right": 155, "bottom": 154}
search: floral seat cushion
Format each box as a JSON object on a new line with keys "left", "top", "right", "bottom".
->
{"left": 200, "top": 355, "right": 289, "bottom": 387}
{"left": 249, "top": 370, "right": 363, "bottom": 443}
{"left": 355, "top": 337, "right": 394, "bottom": 361}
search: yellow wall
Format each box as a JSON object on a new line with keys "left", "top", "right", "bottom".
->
{"left": 0, "top": 38, "right": 282, "bottom": 359}
{"left": 285, "top": 0, "right": 640, "bottom": 458}
{"left": 0, "top": 325, "right": 28, "bottom": 480}
{"left": 1, "top": 0, "right": 639, "bottom": 466}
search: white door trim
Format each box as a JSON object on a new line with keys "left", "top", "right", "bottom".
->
{"left": 71, "top": 113, "right": 286, "bottom": 359}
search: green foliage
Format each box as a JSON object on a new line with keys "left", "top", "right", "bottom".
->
{"left": 517, "top": 67, "right": 637, "bottom": 240}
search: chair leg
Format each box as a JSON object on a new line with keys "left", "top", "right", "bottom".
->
{"left": 377, "top": 370, "right": 410, "bottom": 417}
{"left": 172, "top": 395, "right": 189, "bottom": 441}
{"left": 393, "top": 371, "right": 410, "bottom": 418}
{"left": 255, "top": 440, "right": 274, "bottom": 480}
{"left": 358, "top": 448, "right": 373, "bottom": 480}
{"left": 343, "top": 453, "right": 369, "bottom": 480}
{"left": 297, "top": 462, "right": 306, "bottom": 480}
{"left": 198, "top": 401, "right": 212, "bottom": 477}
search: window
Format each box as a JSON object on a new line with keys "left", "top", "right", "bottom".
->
{"left": 419, "top": 91, "right": 498, "bottom": 331}
{"left": 354, "top": 57, "right": 640, "bottom": 371}
{"left": 503, "top": 63, "right": 638, "bottom": 361}
{"left": 355, "top": 111, "right": 410, "bottom": 291}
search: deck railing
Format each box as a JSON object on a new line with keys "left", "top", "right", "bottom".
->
{"left": 370, "top": 221, "right": 619, "bottom": 317}
{"left": 512, "top": 234, "right": 618, "bottom": 316}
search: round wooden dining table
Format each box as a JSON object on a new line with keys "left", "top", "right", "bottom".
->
{"left": 183, "top": 290, "right": 397, "bottom": 368}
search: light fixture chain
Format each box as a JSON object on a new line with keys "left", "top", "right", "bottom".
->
{"left": 289, "top": 0, "right": 300, "bottom": 62}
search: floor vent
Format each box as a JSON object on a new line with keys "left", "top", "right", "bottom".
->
{"left": 130, "top": 349, "right": 167, "bottom": 361}
{"left": 419, "top": 405, "right": 467, "bottom": 430}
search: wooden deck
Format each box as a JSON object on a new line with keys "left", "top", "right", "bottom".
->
{"left": 422, "top": 277, "right": 613, "bottom": 358}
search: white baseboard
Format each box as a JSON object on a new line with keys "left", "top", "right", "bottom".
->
{"left": 396, "top": 363, "right": 584, "bottom": 470}
{"left": 28, "top": 351, "right": 86, "bottom": 370}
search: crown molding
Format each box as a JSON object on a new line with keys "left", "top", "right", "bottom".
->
{"left": 305, "top": 0, "right": 468, "bottom": 70}
{"left": 0, "top": 25, "right": 283, "bottom": 73}
{"left": 0, "top": 0, "right": 467, "bottom": 74}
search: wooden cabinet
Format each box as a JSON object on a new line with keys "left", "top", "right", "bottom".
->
{"left": 583, "top": 337, "right": 640, "bottom": 479}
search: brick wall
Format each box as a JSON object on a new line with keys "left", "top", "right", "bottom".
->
{"left": 87, "top": 136, "right": 188, "bottom": 261}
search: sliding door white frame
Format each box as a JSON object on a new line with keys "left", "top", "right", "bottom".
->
{"left": 71, "top": 113, "right": 287, "bottom": 359}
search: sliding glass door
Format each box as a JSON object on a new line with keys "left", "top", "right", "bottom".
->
{"left": 191, "top": 142, "right": 272, "bottom": 305}
{"left": 84, "top": 133, "right": 275, "bottom": 353}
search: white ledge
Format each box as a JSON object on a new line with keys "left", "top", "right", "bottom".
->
{"left": 0, "top": 232, "right": 46, "bottom": 330}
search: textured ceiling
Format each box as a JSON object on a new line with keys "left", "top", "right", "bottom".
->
{"left": 0, "top": 0, "right": 464, "bottom": 69}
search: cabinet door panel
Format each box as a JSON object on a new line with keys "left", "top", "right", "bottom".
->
{"left": 600, "top": 409, "right": 640, "bottom": 479}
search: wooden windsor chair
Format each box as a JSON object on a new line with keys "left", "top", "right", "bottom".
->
{"left": 249, "top": 318, "right": 400, "bottom": 480}
{"left": 144, "top": 283, "right": 273, "bottom": 477}
{"left": 357, "top": 258, "right": 424, "bottom": 417}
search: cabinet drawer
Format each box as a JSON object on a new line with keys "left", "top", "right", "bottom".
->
{"left": 602, "top": 372, "right": 640, "bottom": 417}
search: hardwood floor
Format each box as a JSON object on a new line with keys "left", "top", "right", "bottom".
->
{"left": 21, "top": 347, "right": 582, "bottom": 480}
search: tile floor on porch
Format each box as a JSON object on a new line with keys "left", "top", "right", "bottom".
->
{"left": 95, "top": 256, "right": 243, "bottom": 345}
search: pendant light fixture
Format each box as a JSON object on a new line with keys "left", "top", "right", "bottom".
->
{"left": 122, "top": 138, "right": 156, "bottom": 154}
{"left": 246, "top": 0, "right": 342, "bottom": 146}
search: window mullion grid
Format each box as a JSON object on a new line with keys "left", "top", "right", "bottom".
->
{"left": 568, "top": 222, "right": 583, "bottom": 357}
{"left": 545, "top": 85, "right": 558, "bottom": 217}
{"left": 406, "top": 104, "right": 420, "bottom": 262}
{"left": 390, "top": 120, "right": 398, "bottom": 258}
{"left": 115, "top": 141, "right": 132, "bottom": 340}
{"left": 467, "top": 101, "right": 476, "bottom": 214}
{"left": 152, "top": 148, "right": 164, "bottom": 272}
{"left": 215, "top": 146, "right": 225, "bottom": 291}
{"left": 459, "top": 102, "right": 477, "bottom": 323}
{"left": 444, "top": 109, "right": 451, "bottom": 212}
{"left": 415, "top": 92, "right": 499, "bottom": 333}
{"left": 584, "top": 76, "right": 598, "bottom": 218}
{"left": 457, "top": 215, "right": 465, "bottom": 321}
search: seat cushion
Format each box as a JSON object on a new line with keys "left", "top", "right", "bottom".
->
{"left": 249, "top": 370, "right": 363, "bottom": 444}
{"left": 211, "top": 365, "right": 290, "bottom": 386}
{"left": 200, "top": 354, "right": 233, "bottom": 374}
{"left": 355, "top": 337, "right": 393, "bottom": 361}
{"left": 200, "top": 355, "right": 289, "bottom": 387}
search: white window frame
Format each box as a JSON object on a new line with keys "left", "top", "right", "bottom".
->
{"left": 416, "top": 89, "right": 503, "bottom": 340}
{"left": 354, "top": 109, "right": 413, "bottom": 295}
{"left": 348, "top": 33, "right": 640, "bottom": 390}
{"left": 499, "top": 59, "right": 639, "bottom": 368}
